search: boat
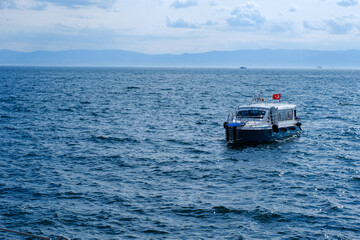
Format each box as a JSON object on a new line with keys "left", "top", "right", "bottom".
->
{"left": 223, "top": 93, "right": 302, "bottom": 144}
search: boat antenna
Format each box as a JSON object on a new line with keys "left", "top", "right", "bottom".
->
{"left": 256, "top": 89, "right": 264, "bottom": 102}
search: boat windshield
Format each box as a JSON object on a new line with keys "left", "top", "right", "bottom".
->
{"left": 237, "top": 109, "right": 266, "bottom": 119}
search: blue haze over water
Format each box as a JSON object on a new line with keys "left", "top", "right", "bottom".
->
{"left": 0, "top": 67, "right": 360, "bottom": 239}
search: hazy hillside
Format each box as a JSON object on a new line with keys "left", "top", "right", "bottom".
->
{"left": 1, "top": 49, "right": 360, "bottom": 68}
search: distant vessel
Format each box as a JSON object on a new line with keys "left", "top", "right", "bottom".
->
{"left": 223, "top": 92, "right": 302, "bottom": 144}
{"left": 239, "top": 66, "right": 247, "bottom": 69}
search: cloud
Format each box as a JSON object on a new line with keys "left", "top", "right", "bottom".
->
{"left": 204, "top": 20, "right": 217, "bottom": 26}
{"left": 166, "top": 17, "right": 200, "bottom": 28}
{"left": 289, "top": 4, "right": 297, "bottom": 12}
{"left": 227, "top": 4, "right": 265, "bottom": 28}
{"left": 209, "top": 1, "right": 218, "bottom": 7}
{"left": 0, "top": 0, "right": 16, "bottom": 9}
{"left": 337, "top": 0, "right": 358, "bottom": 7}
{"left": 303, "top": 21, "right": 326, "bottom": 31}
{"left": 170, "top": 0, "right": 198, "bottom": 9}
{"left": 0, "top": 0, "right": 116, "bottom": 9}
{"left": 269, "top": 22, "right": 292, "bottom": 33}
{"left": 0, "top": 0, "right": 46, "bottom": 10}
{"left": 243, "top": 1, "right": 259, "bottom": 8}
{"left": 45, "top": 0, "right": 116, "bottom": 9}
{"left": 166, "top": 17, "right": 217, "bottom": 29}
{"left": 326, "top": 18, "right": 353, "bottom": 34}
{"left": 0, "top": 26, "right": 130, "bottom": 51}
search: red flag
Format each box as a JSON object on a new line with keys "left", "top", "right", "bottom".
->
{"left": 273, "top": 94, "right": 281, "bottom": 100}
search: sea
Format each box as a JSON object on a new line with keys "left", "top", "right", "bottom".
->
{"left": 0, "top": 67, "right": 359, "bottom": 239}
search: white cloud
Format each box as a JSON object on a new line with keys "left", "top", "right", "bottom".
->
{"left": 326, "top": 18, "right": 353, "bottom": 34}
{"left": 170, "top": 0, "right": 198, "bottom": 9}
{"left": 0, "top": 0, "right": 46, "bottom": 10}
{"left": 204, "top": 20, "right": 216, "bottom": 26}
{"left": 244, "top": 1, "right": 259, "bottom": 9}
{"left": 337, "top": 0, "right": 358, "bottom": 7}
{"left": 43, "top": 0, "right": 116, "bottom": 9}
{"left": 209, "top": 1, "right": 218, "bottom": 7}
{"left": 0, "top": 0, "right": 117, "bottom": 10}
{"left": 303, "top": 21, "right": 325, "bottom": 31}
{"left": 269, "top": 22, "right": 292, "bottom": 33}
{"left": 227, "top": 4, "right": 265, "bottom": 28}
{"left": 1, "top": 0, "right": 360, "bottom": 53}
{"left": 166, "top": 17, "right": 200, "bottom": 28}
{"left": 289, "top": 4, "right": 297, "bottom": 12}
{"left": 0, "top": 0, "right": 16, "bottom": 9}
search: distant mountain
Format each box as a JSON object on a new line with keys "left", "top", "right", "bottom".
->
{"left": 0, "top": 49, "right": 360, "bottom": 68}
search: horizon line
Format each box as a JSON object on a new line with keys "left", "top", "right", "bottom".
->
{"left": 1, "top": 48, "right": 360, "bottom": 55}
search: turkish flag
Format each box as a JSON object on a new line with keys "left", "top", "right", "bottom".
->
{"left": 273, "top": 94, "right": 281, "bottom": 100}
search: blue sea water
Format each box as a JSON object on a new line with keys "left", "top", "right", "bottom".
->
{"left": 0, "top": 67, "right": 360, "bottom": 239}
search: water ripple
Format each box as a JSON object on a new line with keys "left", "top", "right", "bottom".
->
{"left": 1, "top": 67, "right": 359, "bottom": 239}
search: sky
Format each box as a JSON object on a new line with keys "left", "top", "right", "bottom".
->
{"left": 1, "top": 0, "right": 360, "bottom": 54}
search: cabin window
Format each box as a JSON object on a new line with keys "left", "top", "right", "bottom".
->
{"left": 237, "top": 111, "right": 248, "bottom": 117}
{"left": 237, "top": 110, "right": 266, "bottom": 119}
{"left": 278, "top": 109, "right": 293, "bottom": 121}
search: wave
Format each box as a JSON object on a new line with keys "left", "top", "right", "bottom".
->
{"left": 90, "top": 135, "right": 141, "bottom": 144}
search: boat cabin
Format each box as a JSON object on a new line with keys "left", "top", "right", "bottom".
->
{"left": 233, "top": 103, "right": 298, "bottom": 126}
